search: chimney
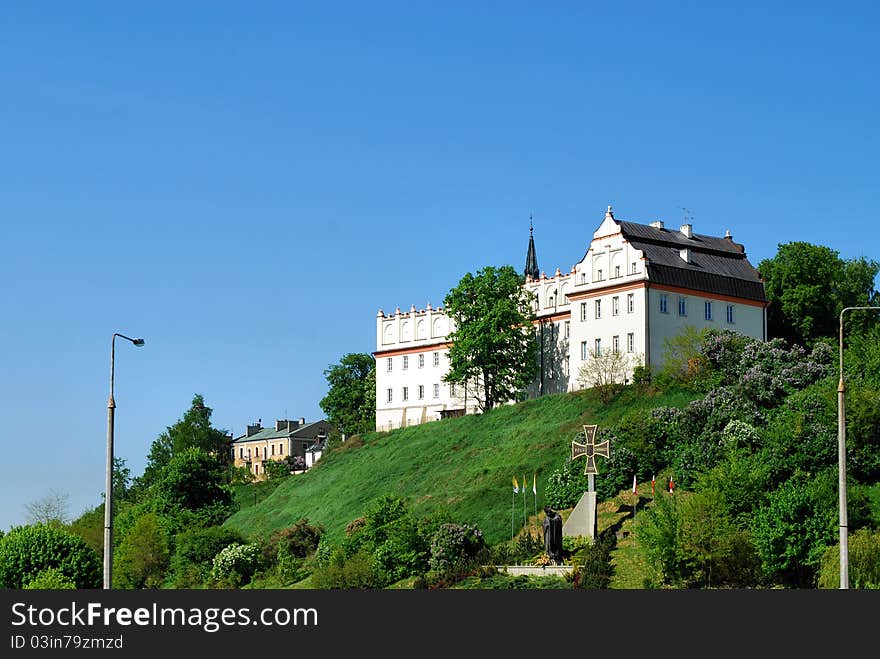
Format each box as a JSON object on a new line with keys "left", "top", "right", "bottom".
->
{"left": 680, "top": 223, "right": 693, "bottom": 238}
{"left": 650, "top": 220, "right": 664, "bottom": 229}
{"left": 299, "top": 417, "right": 306, "bottom": 426}
{"left": 246, "top": 423, "right": 262, "bottom": 437}
{"left": 724, "top": 229, "right": 733, "bottom": 241}
{"left": 679, "top": 248, "right": 691, "bottom": 263}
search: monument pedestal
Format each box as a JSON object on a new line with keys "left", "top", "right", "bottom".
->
{"left": 562, "top": 491, "right": 596, "bottom": 540}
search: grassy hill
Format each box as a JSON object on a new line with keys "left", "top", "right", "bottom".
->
{"left": 224, "top": 385, "right": 698, "bottom": 547}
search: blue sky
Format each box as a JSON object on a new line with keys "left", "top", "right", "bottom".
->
{"left": 1, "top": 1, "right": 878, "bottom": 529}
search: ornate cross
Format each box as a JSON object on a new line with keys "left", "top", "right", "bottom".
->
{"left": 571, "top": 424, "right": 609, "bottom": 475}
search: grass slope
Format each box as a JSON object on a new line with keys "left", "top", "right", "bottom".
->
{"left": 224, "top": 386, "right": 698, "bottom": 547}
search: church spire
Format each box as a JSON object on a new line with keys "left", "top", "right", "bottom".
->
{"left": 524, "top": 215, "right": 539, "bottom": 280}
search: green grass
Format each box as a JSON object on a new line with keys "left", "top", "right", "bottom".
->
{"left": 224, "top": 384, "right": 699, "bottom": 549}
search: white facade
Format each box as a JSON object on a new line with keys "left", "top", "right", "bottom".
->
{"left": 374, "top": 303, "right": 481, "bottom": 432}
{"left": 374, "top": 206, "right": 767, "bottom": 430}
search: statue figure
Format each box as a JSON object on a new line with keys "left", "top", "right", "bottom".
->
{"left": 542, "top": 505, "right": 564, "bottom": 565}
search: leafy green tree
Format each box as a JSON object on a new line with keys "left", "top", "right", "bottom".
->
{"left": 151, "top": 446, "right": 236, "bottom": 523}
{"left": 0, "top": 524, "right": 101, "bottom": 589}
{"left": 758, "top": 242, "right": 879, "bottom": 346}
{"left": 134, "top": 395, "right": 232, "bottom": 493}
{"left": 113, "top": 512, "right": 171, "bottom": 589}
{"left": 749, "top": 470, "right": 839, "bottom": 587}
{"left": 320, "top": 352, "right": 375, "bottom": 436}
{"left": 443, "top": 264, "right": 538, "bottom": 411}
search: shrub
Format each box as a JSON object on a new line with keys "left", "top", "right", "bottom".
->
{"left": 211, "top": 543, "right": 262, "bottom": 587}
{"left": 113, "top": 512, "right": 171, "bottom": 589}
{"left": 0, "top": 524, "right": 101, "bottom": 589}
{"left": 309, "top": 549, "right": 385, "bottom": 589}
{"left": 818, "top": 528, "right": 880, "bottom": 589}
{"left": 266, "top": 518, "right": 324, "bottom": 561}
{"left": 570, "top": 531, "right": 614, "bottom": 589}
{"left": 170, "top": 525, "right": 246, "bottom": 588}
{"left": 428, "top": 523, "right": 486, "bottom": 575}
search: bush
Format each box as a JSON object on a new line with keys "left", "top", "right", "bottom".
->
{"left": 113, "top": 512, "right": 171, "bottom": 589}
{"left": 0, "top": 524, "right": 101, "bottom": 589}
{"left": 309, "top": 549, "right": 385, "bottom": 589}
{"left": 211, "top": 543, "right": 262, "bottom": 587}
{"left": 266, "top": 518, "right": 324, "bottom": 560}
{"left": 170, "top": 525, "right": 246, "bottom": 588}
{"left": 818, "top": 527, "right": 880, "bottom": 589}
{"left": 428, "top": 523, "right": 486, "bottom": 575}
{"left": 570, "top": 531, "right": 614, "bottom": 589}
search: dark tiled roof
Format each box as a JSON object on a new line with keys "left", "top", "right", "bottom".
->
{"left": 618, "top": 222, "right": 767, "bottom": 303}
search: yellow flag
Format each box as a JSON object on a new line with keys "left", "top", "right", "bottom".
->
{"left": 532, "top": 473, "right": 537, "bottom": 495}
{"left": 512, "top": 476, "right": 519, "bottom": 493}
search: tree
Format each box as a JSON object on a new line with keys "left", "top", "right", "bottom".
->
{"left": 576, "top": 348, "right": 637, "bottom": 403}
{"left": 135, "top": 394, "right": 232, "bottom": 492}
{"left": 24, "top": 489, "right": 70, "bottom": 526}
{"left": 319, "top": 353, "right": 376, "bottom": 436}
{"left": 442, "top": 265, "right": 538, "bottom": 411}
{"left": 113, "top": 512, "right": 171, "bottom": 589}
{"left": 758, "top": 242, "right": 879, "bottom": 346}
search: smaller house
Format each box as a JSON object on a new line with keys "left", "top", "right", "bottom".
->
{"left": 231, "top": 417, "right": 332, "bottom": 479}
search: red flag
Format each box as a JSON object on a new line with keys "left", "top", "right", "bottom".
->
{"left": 651, "top": 474, "right": 656, "bottom": 495}
{"left": 669, "top": 476, "right": 675, "bottom": 494}
{"left": 632, "top": 474, "right": 637, "bottom": 496}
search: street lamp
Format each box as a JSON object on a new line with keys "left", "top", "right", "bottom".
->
{"left": 837, "top": 306, "right": 880, "bottom": 590}
{"left": 104, "top": 333, "right": 145, "bottom": 590}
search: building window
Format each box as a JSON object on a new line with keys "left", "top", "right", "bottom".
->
{"left": 386, "top": 357, "right": 393, "bottom": 372}
{"left": 580, "top": 273, "right": 587, "bottom": 284}
{"left": 627, "top": 293, "right": 634, "bottom": 313}
{"left": 239, "top": 448, "right": 244, "bottom": 459}
{"left": 659, "top": 294, "right": 669, "bottom": 314}
{"left": 612, "top": 335, "right": 620, "bottom": 354}
{"left": 433, "top": 352, "right": 439, "bottom": 366}
{"left": 678, "top": 296, "right": 687, "bottom": 316}
{"left": 596, "top": 268, "right": 604, "bottom": 281}
{"left": 564, "top": 321, "right": 570, "bottom": 338}
{"left": 627, "top": 333, "right": 634, "bottom": 353}
{"left": 271, "top": 444, "right": 275, "bottom": 456}
{"left": 612, "top": 296, "right": 619, "bottom": 316}
{"left": 449, "top": 384, "right": 456, "bottom": 397}
{"left": 580, "top": 302, "right": 588, "bottom": 322}
{"left": 279, "top": 444, "right": 284, "bottom": 455}
{"left": 563, "top": 357, "right": 569, "bottom": 377}
{"left": 402, "top": 386, "right": 409, "bottom": 401}
{"left": 727, "top": 304, "right": 735, "bottom": 324}
{"left": 402, "top": 355, "right": 409, "bottom": 369}
{"left": 546, "top": 293, "right": 555, "bottom": 308}
{"left": 433, "top": 384, "right": 440, "bottom": 398}
{"left": 631, "top": 262, "right": 638, "bottom": 274}
{"left": 595, "top": 299, "right": 602, "bottom": 319}
{"left": 594, "top": 338, "right": 602, "bottom": 355}
{"left": 418, "top": 353, "right": 424, "bottom": 368}
{"left": 581, "top": 341, "right": 588, "bottom": 360}
{"left": 387, "top": 388, "right": 393, "bottom": 403}
{"left": 418, "top": 385, "right": 424, "bottom": 399}
{"left": 614, "top": 265, "right": 621, "bottom": 278}
{"left": 704, "top": 301, "right": 713, "bottom": 321}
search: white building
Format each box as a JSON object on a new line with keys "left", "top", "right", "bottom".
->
{"left": 374, "top": 206, "right": 767, "bottom": 431}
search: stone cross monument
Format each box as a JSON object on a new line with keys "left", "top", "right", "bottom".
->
{"left": 562, "top": 424, "right": 610, "bottom": 540}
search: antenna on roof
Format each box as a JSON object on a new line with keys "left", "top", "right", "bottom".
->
{"left": 681, "top": 207, "right": 693, "bottom": 224}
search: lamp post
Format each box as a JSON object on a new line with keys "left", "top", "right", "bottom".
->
{"left": 837, "top": 306, "right": 880, "bottom": 590}
{"left": 104, "top": 333, "right": 144, "bottom": 590}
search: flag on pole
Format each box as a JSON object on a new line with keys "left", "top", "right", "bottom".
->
{"left": 513, "top": 476, "right": 519, "bottom": 493}
{"left": 632, "top": 474, "right": 638, "bottom": 496}
{"left": 652, "top": 474, "right": 656, "bottom": 496}
{"left": 669, "top": 475, "right": 674, "bottom": 494}
{"left": 523, "top": 475, "right": 527, "bottom": 496}
{"left": 532, "top": 473, "right": 537, "bottom": 495}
